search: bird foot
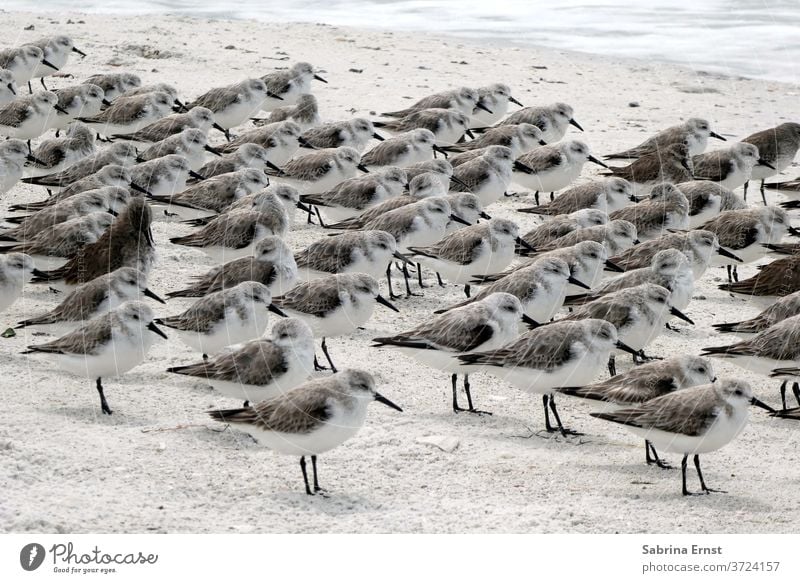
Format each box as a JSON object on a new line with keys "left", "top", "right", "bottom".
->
{"left": 453, "top": 406, "right": 492, "bottom": 416}
{"left": 648, "top": 459, "right": 674, "bottom": 470}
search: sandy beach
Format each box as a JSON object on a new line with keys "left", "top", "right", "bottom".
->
{"left": 1, "top": 10, "right": 799, "bottom": 534}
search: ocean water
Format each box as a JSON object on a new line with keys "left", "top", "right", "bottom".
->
{"left": 5, "top": 0, "right": 800, "bottom": 83}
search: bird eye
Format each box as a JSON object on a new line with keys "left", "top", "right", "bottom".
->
{"left": 734, "top": 389, "right": 743, "bottom": 396}
{"left": 132, "top": 314, "right": 139, "bottom": 320}
{"left": 698, "top": 367, "right": 706, "bottom": 373}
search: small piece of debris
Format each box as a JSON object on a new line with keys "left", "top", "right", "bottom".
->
{"left": 349, "top": 68, "right": 363, "bottom": 73}
{"left": 224, "top": 45, "right": 236, "bottom": 50}
{"left": 416, "top": 435, "right": 460, "bottom": 453}
{"left": 628, "top": 101, "right": 640, "bottom": 108}
{"left": 1, "top": 328, "right": 16, "bottom": 338}
{"left": 24, "top": 24, "right": 35, "bottom": 30}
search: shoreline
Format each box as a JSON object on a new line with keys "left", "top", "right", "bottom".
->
{"left": 1, "top": 11, "right": 799, "bottom": 534}
{"left": 3, "top": 6, "right": 797, "bottom": 84}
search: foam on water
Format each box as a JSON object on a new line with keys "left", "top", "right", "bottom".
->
{"left": 5, "top": 0, "right": 800, "bottom": 82}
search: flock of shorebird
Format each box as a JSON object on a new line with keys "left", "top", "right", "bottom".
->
{"left": 2, "top": 33, "right": 800, "bottom": 498}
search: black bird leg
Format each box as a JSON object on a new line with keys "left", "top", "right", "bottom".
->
{"left": 28, "top": 80, "right": 33, "bottom": 94}
{"left": 40, "top": 77, "right": 48, "bottom": 90}
{"left": 548, "top": 395, "right": 583, "bottom": 437}
{"left": 321, "top": 338, "right": 338, "bottom": 373}
{"left": 314, "top": 206, "right": 326, "bottom": 227}
{"left": 645, "top": 440, "right": 673, "bottom": 469}
{"left": 793, "top": 382, "right": 800, "bottom": 407}
{"left": 462, "top": 374, "right": 491, "bottom": 415}
{"left": 386, "top": 265, "right": 400, "bottom": 300}
{"left": 451, "top": 374, "right": 465, "bottom": 413}
{"left": 313, "top": 354, "right": 330, "bottom": 371}
{"left": 436, "top": 272, "right": 447, "bottom": 287}
{"left": 694, "top": 454, "right": 726, "bottom": 494}
{"left": 760, "top": 179, "right": 767, "bottom": 206}
{"left": 534, "top": 191, "right": 540, "bottom": 205}
{"left": 543, "top": 394, "right": 555, "bottom": 432}
{"left": 780, "top": 380, "right": 788, "bottom": 410}
{"left": 549, "top": 191, "right": 554, "bottom": 202}
{"left": 743, "top": 180, "right": 749, "bottom": 201}
{"left": 299, "top": 456, "right": 314, "bottom": 495}
{"left": 416, "top": 262, "right": 429, "bottom": 289}
{"left": 464, "top": 284, "right": 471, "bottom": 298}
{"left": 608, "top": 354, "right": 617, "bottom": 376}
{"left": 311, "top": 455, "right": 326, "bottom": 494}
{"left": 96, "top": 378, "right": 112, "bottom": 415}
{"left": 402, "top": 263, "right": 421, "bottom": 296}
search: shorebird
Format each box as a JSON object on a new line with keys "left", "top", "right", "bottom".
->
{"left": 513, "top": 141, "right": 608, "bottom": 205}
{"left": 605, "top": 118, "right": 725, "bottom": 160}
{"left": 207, "top": 369, "right": 402, "bottom": 496}
{"left": 591, "top": 379, "right": 773, "bottom": 495}
{"left": 373, "top": 293, "right": 532, "bottom": 414}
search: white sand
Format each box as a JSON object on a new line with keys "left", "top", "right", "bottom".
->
{"left": 1, "top": 11, "right": 799, "bottom": 534}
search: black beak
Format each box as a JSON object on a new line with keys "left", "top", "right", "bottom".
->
{"left": 450, "top": 175, "right": 469, "bottom": 189}
{"left": 758, "top": 158, "right": 776, "bottom": 170}
{"left": 633, "top": 239, "right": 641, "bottom": 244}
{"left": 313, "top": 74, "right": 328, "bottom": 83}
{"left": 375, "top": 294, "right": 400, "bottom": 313}
{"left": 174, "top": 99, "right": 188, "bottom": 112}
{"left": 268, "top": 303, "right": 287, "bottom": 317}
{"left": 476, "top": 102, "right": 493, "bottom": 114}
{"left": 515, "top": 236, "right": 537, "bottom": 254}
{"left": 188, "top": 170, "right": 206, "bottom": 181}
{"left": 751, "top": 397, "right": 776, "bottom": 413}
{"left": 569, "top": 118, "right": 584, "bottom": 131}
{"left": 212, "top": 122, "right": 227, "bottom": 133}
{"left": 147, "top": 321, "right": 168, "bottom": 339}
{"left": 136, "top": 156, "right": 146, "bottom": 163}
{"left": 513, "top": 160, "right": 534, "bottom": 174}
{"left": 41, "top": 58, "right": 59, "bottom": 71}
{"left": 143, "top": 288, "right": 166, "bottom": 304}
{"left": 357, "top": 164, "right": 370, "bottom": 173}
{"left": 266, "top": 91, "right": 284, "bottom": 100}
{"left": 296, "top": 201, "right": 312, "bottom": 213}
{"left": 465, "top": 129, "right": 475, "bottom": 139}
{"left": 478, "top": 211, "right": 491, "bottom": 219}
{"left": 26, "top": 153, "right": 46, "bottom": 165}
{"left": 72, "top": 47, "right": 87, "bottom": 58}
{"left": 372, "top": 132, "right": 385, "bottom": 141}
{"left": 374, "top": 392, "right": 403, "bottom": 412}
{"left": 298, "top": 136, "right": 316, "bottom": 149}
{"left": 681, "top": 159, "right": 692, "bottom": 172}
{"left": 788, "top": 226, "right": 800, "bottom": 238}
{"left": 709, "top": 131, "right": 726, "bottom": 141}
{"left": 717, "top": 247, "right": 743, "bottom": 261}
{"left": 32, "top": 268, "right": 50, "bottom": 278}
{"left": 130, "top": 182, "right": 154, "bottom": 197}
{"left": 7, "top": 83, "right": 16, "bottom": 95}
{"left": 102, "top": 98, "right": 112, "bottom": 106}
{"left": 630, "top": 195, "right": 641, "bottom": 202}
{"left": 669, "top": 306, "right": 695, "bottom": 325}
{"left": 433, "top": 144, "right": 449, "bottom": 158}
{"left": 449, "top": 214, "right": 471, "bottom": 226}
{"left": 588, "top": 155, "right": 609, "bottom": 169}
{"left": 604, "top": 259, "right": 625, "bottom": 272}
{"left": 204, "top": 145, "right": 223, "bottom": 156}
{"left": 266, "top": 160, "right": 285, "bottom": 174}
{"left": 567, "top": 275, "right": 591, "bottom": 290}
{"left": 54, "top": 105, "right": 70, "bottom": 115}
{"left": 509, "top": 96, "right": 523, "bottom": 107}
{"left": 615, "top": 341, "right": 639, "bottom": 356}
{"left": 538, "top": 139, "right": 548, "bottom": 146}
{"left": 392, "top": 250, "right": 413, "bottom": 265}
{"left": 521, "top": 314, "right": 541, "bottom": 329}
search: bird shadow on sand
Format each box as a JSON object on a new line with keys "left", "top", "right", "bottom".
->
{"left": 44, "top": 404, "right": 155, "bottom": 427}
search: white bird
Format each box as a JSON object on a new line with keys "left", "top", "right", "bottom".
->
{"left": 207, "top": 369, "right": 402, "bottom": 496}
{"left": 21, "top": 301, "right": 168, "bottom": 415}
